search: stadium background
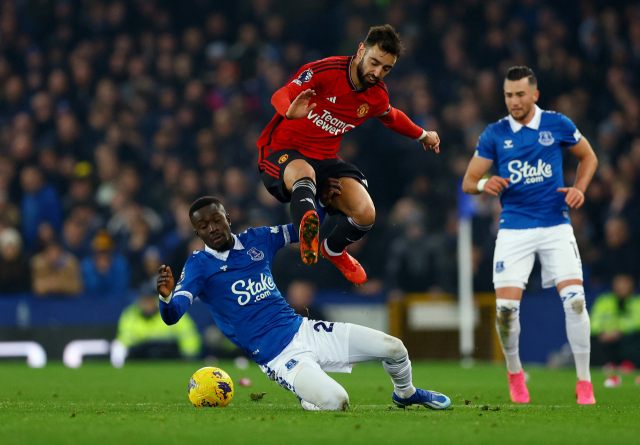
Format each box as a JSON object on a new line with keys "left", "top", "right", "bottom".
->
{"left": 0, "top": 0, "right": 638, "bottom": 365}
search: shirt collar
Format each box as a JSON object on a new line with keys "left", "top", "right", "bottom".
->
{"left": 507, "top": 105, "right": 542, "bottom": 133}
{"left": 204, "top": 234, "right": 244, "bottom": 261}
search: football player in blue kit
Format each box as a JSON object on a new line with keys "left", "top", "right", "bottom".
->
{"left": 156, "top": 180, "right": 451, "bottom": 411}
{"left": 462, "top": 66, "right": 599, "bottom": 404}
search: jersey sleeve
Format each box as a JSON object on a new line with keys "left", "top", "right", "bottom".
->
{"left": 474, "top": 127, "right": 496, "bottom": 162}
{"left": 159, "top": 252, "right": 205, "bottom": 325}
{"left": 558, "top": 114, "right": 582, "bottom": 148}
{"left": 255, "top": 225, "right": 297, "bottom": 253}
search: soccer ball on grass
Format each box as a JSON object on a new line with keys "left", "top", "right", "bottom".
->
{"left": 188, "top": 366, "right": 234, "bottom": 407}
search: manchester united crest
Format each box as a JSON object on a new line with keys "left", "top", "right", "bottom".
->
{"left": 278, "top": 154, "right": 289, "bottom": 164}
{"left": 356, "top": 103, "right": 370, "bottom": 118}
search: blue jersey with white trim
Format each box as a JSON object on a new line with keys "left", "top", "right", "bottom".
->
{"left": 160, "top": 224, "right": 302, "bottom": 365}
{"left": 475, "top": 107, "right": 582, "bottom": 229}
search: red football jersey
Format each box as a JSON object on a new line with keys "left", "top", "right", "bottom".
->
{"left": 257, "top": 56, "right": 391, "bottom": 161}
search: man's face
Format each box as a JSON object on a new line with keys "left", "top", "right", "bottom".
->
{"left": 356, "top": 43, "right": 397, "bottom": 89}
{"left": 191, "top": 203, "right": 233, "bottom": 251}
{"left": 503, "top": 78, "right": 539, "bottom": 122}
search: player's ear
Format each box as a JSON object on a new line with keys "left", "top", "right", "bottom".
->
{"left": 194, "top": 230, "right": 198, "bottom": 236}
{"left": 226, "top": 213, "right": 231, "bottom": 226}
{"left": 533, "top": 89, "right": 540, "bottom": 103}
{"left": 357, "top": 43, "right": 366, "bottom": 59}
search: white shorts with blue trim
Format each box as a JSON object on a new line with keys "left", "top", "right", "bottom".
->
{"left": 259, "top": 318, "right": 352, "bottom": 394}
{"left": 493, "top": 223, "right": 583, "bottom": 290}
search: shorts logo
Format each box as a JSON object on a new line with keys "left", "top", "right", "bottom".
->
{"left": 538, "top": 131, "right": 555, "bottom": 146}
{"left": 495, "top": 261, "right": 505, "bottom": 273}
{"left": 247, "top": 247, "right": 264, "bottom": 261}
{"left": 356, "top": 103, "right": 370, "bottom": 118}
{"left": 285, "top": 359, "right": 298, "bottom": 371}
{"left": 278, "top": 154, "right": 289, "bottom": 164}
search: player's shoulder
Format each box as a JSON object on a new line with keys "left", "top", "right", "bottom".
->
{"left": 539, "top": 108, "right": 573, "bottom": 126}
{"left": 485, "top": 117, "right": 510, "bottom": 136}
{"left": 372, "top": 79, "right": 389, "bottom": 97}
{"left": 307, "top": 56, "right": 350, "bottom": 70}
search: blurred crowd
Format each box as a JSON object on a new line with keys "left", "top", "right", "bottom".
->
{"left": 0, "top": 0, "right": 639, "bottom": 301}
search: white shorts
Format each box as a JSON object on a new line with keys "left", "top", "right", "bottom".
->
{"left": 493, "top": 224, "right": 583, "bottom": 290}
{"left": 259, "top": 318, "right": 352, "bottom": 393}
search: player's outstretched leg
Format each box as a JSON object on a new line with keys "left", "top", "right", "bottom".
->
{"left": 496, "top": 298, "right": 530, "bottom": 403}
{"left": 559, "top": 284, "right": 595, "bottom": 404}
{"left": 291, "top": 177, "right": 319, "bottom": 265}
{"left": 348, "top": 324, "right": 451, "bottom": 410}
{"left": 292, "top": 365, "right": 349, "bottom": 411}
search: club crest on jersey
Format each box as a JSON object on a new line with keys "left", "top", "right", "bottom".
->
{"left": 247, "top": 247, "right": 264, "bottom": 261}
{"left": 356, "top": 103, "right": 370, "bottom": 118}
{"left": 538, "top": 131, "right": 555, "bottom": 146}
{"left": 292, "top": 68, "right": 313, "bottom": 86}
{"left": 278, "top": 154, "right": 289, "bottom": 164}
{"left": 495, "top": 261, "right": 505, "bottom": 273}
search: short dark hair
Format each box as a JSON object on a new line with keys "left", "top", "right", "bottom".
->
{"left": 189, "top": 196, "right": 224, "bottom": 219}
{"left": 363, "top": 24, "right": 404, "bottom": 57}
{"left": 506, "top": 66, "right": 537, "bottom": 87}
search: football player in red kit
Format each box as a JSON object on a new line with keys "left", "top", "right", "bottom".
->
{"left": 257, "top": 24, "right": 440, "bottom": 285}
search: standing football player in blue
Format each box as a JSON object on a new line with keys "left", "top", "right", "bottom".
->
{"left": 156, "top": 181, "right": 451, "bottom": 411}
{"left": 462, "top": 66, "right": 598, "bottom": 405}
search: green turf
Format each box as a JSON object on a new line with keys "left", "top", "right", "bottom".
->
{"left": 0, "top": 360, "right": 638, "bottom": 445}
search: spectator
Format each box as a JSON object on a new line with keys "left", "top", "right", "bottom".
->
{"left": 0, "top": 228, "right": 31, "bottom": 294}
{"left": 591, "top": 274, "right": 640, "bottom": 370}
{"left": 81, "top": 230, "right": 130, "bottom": 296}
{"left": 19, "top": 165, "right": 63, "bottom": 250}
{"left": 30, "top": 241, "right": 82, "bottom": 296}
{"left": 116, "top": 285, "right": 201, "bottom": 359}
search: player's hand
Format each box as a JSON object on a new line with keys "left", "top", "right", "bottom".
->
{"left": 157, "top": 265, "right": 175, "bottom": 298}
{"left": 483, "top": 176, "right": 510, "bottom": 196}
{"left": 419, "top": 131, "right": 440, "bottom": 153}
{"left": 557, "top": 187, "right": 585, "bottom": 209}
{"left": 319, "top": 177, "right": 342, "bottom": 207}
{"left": 286, "top": 89, "right": 317, "bottom": 119}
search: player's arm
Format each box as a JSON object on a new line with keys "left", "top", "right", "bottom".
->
{"left": 462, "top": 156, "right": 510, "bottom": 195}
{"left": 377, "top": 106, "right": 440, "bottom": 153}
{"left": 157, "top": 265, "right": 195, "bottom": 325}
{"left": 557, "top": 137, "right": 598, "bottom": 209}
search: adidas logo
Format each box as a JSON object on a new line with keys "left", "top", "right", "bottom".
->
{"left": 326, "top": 96, "right": 336, "bottom": 103}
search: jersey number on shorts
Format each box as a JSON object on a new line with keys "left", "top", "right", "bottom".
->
{"left": 314, "top": 322, "right": 335, "bottom": 332}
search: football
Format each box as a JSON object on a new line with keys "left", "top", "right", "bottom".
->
{"left": 188, "top": 366, "right": 234, "bottom": 407}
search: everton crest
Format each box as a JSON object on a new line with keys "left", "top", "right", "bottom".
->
{"left": 247, "top": 247, "right": 264, "bottom": 261}
{"left": 538, "top": 131, "right": 554, "bottom": 146}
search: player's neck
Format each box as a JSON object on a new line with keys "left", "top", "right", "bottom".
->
{"left": 350, "top": 57, "right": 364, "bottom": 89}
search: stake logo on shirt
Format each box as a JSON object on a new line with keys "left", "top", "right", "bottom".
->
{"left": 231, "top": 273, "right": 277, "bottom": 306}
{"left": 507, "top": 159, "right": 553, "bottom": 185}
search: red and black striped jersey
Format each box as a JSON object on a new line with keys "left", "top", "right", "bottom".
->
{"left": 257, "top": 56, "right": 391, "bottom": 161}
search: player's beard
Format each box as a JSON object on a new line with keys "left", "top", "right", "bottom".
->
{"left": 356, "top": 58, "right": 379, "bottom": 89}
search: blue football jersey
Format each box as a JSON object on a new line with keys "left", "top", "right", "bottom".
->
{"left": 475, "top": 105, "right": 582, "bottom": 229}
{"left": 160, "top": 224, "right": 302, "bottom": 365}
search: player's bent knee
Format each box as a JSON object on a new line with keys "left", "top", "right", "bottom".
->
{"left": 383, "top": 335, "right": 408, "bottom": 361}
{"left": 323, "top": 388, "right": 349, "bottom": 411}
{"left": 284, "top": 160, "right": 316, "bottom": 188}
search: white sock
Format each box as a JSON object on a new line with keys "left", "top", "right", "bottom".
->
{"left": 383, "top": 356, "right": 416, "bottom": 399}
{"left": 495, "top": 299, "right": 522, "bottom": 374}
{"left": 559, "top": 285, "right": 591, "bottom": 382}
{"left": 323, "top": 239, "right": 341, "bottom": 257}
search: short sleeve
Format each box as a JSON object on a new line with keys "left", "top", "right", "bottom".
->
{"left": 475, "top": 128, "right": 496, "bottom": 162}
{"left": 255, "top": 225, "right": 297, "bottom": 254}
{"left": 173, "top": 252, "right": 205, "bottom": 305}
{"left": 558, "top": 114, "right": 582, "bottom": 148}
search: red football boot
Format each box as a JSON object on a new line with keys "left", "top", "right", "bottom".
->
{"left": 576, "top": 380, "right": 596, "bottom": 405}
{"left": 320, "top": 241, "right": 367, "bottom": 285}
{"left": 507, "top": 369, "right": 530, "bottom": 403}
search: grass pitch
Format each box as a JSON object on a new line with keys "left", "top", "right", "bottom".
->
{"left": 0, "top": 360, "right": 638, "bottom": 445}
